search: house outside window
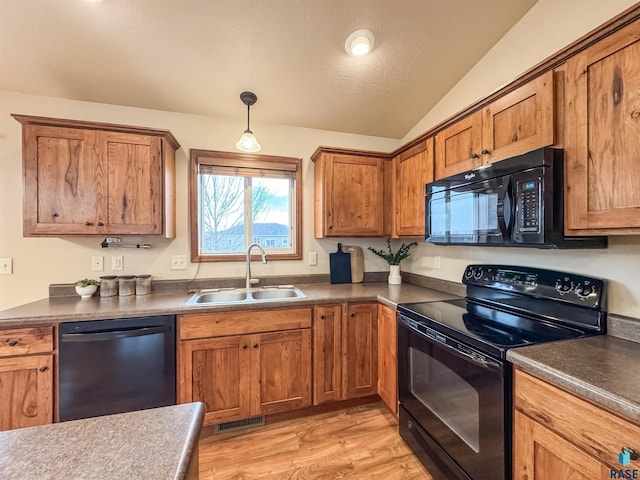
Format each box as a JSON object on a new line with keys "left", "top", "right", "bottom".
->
{"left": 190, "top": 149, "right": 302, "bottom": 262}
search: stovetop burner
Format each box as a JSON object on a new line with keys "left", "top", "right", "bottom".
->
{"left": 398, "top": 265, "right": 607, "bottom": 359}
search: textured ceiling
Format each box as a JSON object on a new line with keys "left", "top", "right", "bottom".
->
{"left": 0, "top": 0, "right": 537, "bottom": 139}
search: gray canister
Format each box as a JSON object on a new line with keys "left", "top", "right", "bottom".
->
{"left": 99, "top": 275, "right": 118, "bottom": 297}
{"left": 135, "top": 275, "right": 152, "bottom": 295}
{"left": 118, "top": 275, "right": 136, "bottom": 297}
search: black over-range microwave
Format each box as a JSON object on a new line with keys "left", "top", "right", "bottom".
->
{"left": 425, "top": 148, "right": 607, "bottom": 248}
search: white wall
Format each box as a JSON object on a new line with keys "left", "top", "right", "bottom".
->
{"left": 0, "top": 91, "right": 399, "bottom": 310}
{"left": 401, "top": 0, "right": 640, "bottom": 318}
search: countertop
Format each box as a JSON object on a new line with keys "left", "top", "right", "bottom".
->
{"left": 0, "top": 402, "right": 204, "bottom": 480}
{"left": 507, "top": 335, "right": 640, "bottom": 425}
{"left": 0, "top": 282, "right": 459, "bottom": 327}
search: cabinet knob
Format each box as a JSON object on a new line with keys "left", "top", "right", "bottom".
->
{"left": 52, "top": 212, "right": 59, "bottom": 218}
{"left": 470, "top": 153, "right": 479, "bottom": 159}
{"left": 329, "top": 226, "right": 333, "bottom": 230}
{"left": 320, "top": 315, "right": 325, "bottom": 319}
{"left": 38, "top": 366, "right": 48, "bottom": 372}
{"left": 253, "top": 344, "right": 259, "bottom": 349}
{"left": 622, "top": 447, "right": 639, "bottom": 461}
{"left": 7, "top": 339, "right": 18, "bottom": 346}
{"left": 482, "top": 149, "right": 490, "bottom": 155}
{"left": 242, "top": 344, "right": 248, "bottom": 349}
{"left": 350, "top": 312, "right": 355, "bottom": 317}
{"left": 85, "top": 221, "right": 94, "bottom": 226}
{"left": 97, "top": 221, "right": 104, "bottom": 227}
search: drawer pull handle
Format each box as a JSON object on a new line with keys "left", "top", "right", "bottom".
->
{"left": 622, "top": 447, "right": 639, "bottom": 461}
{"left": 38, "top": 366, "right": 48, "bottom": 373}
{"left": 242, "top": 344, "right": 248, "bottom": 349}
{"left": 7, "top": 340, "right": 18, "bottom": 346}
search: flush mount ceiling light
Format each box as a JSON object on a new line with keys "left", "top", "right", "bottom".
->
{"left": 235, "top": 91, "right": 261, "bottom": 153}
{"left": 345, "top": 29, "right": 375, "bottom": 57}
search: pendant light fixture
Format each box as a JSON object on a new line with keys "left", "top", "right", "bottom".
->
{"left": 236, "top": 91, "right": 261, "bottom": 152}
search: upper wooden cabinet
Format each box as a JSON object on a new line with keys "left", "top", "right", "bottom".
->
{"left": 13, "top": 115, "right": 179, "bottom": 237}
{"left": 434, "top": 70, "right": 555, "bottom": 179}
{"left": 564, "top": 17, "right": 640, "bottom": 234}
{"left": 392, "top": 139, "right": 434, "bottom": 237}
{"left": 312, "top": 147, "right": 390, "bottom": 237}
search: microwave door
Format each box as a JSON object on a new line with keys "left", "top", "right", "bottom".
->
{"left": 427, "top": 177, "right": 510, "bottom": 245}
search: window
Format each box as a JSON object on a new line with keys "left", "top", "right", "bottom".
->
{"left": 190, "top": 149, "right": 302, "bottom": 262}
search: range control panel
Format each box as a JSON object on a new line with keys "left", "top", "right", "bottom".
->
{"left": 462, "top": 264, "right": 606, "bottom": 309}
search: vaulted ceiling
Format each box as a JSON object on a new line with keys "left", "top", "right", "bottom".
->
{"left": 0, "top": 0, "right": 537, "bottom": 138}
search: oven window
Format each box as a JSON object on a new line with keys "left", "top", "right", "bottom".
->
{"left": 409, "top": 346, "right": 480, "bottom": 452}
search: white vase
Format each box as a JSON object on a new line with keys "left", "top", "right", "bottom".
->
{"left": 388, "top": 265, "right": 402, "bottom": 285}
{"left": 75, "top": 285, "right": 98, "bottom": 299}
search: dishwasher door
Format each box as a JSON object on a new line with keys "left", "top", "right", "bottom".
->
{"left": 58, "top": 315, "right": 176, "bottom": 422}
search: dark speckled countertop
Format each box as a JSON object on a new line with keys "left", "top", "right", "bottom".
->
{"left": 0, "top": 282, "right": 460, "bottom": 327}
{"left": 507, "top": 334, "right": 640, "bottom": 424}
{"left": 0, "top": 402, "right": 204, "bottom": 480}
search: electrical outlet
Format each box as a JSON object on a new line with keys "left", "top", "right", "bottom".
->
{"left": 308, "top": 252, "right": 317, "bottom": 266}
{"left": 91, "top": 256, "right": 104, "bottom": 272}
{"left": 112, "top": 255, "right": 124, "bottom": 271}
{"left": 0, "top": 258, "right": 13, "bottom": 275}
{"left": 171, "top": 255, "right": 187, "bottom": 270}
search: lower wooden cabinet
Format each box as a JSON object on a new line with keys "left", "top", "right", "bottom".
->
{"left": 513, "top": 369, "right": 640, "bottom": 479}
{"left": 377, "top": 304, "right": 397, "bottom": 415}
{"left": 0, "top": 326, "right": 54, "bottom": 431}
{"left": 313, "top": 302, "right": 378, "bottom": 405}
{"left": 178, "top": 308, "right": 312, "bottom": 425}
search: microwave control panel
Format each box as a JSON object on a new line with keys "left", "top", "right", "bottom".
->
{"left": 516, "top": 179, "right": 541, "bottom": 232}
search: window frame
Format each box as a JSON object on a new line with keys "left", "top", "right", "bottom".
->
{"left": 189, "top": 149, "right": 302, "bottom": 262}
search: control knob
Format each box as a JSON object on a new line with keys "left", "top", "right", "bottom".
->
{"left": 464, "top": 268, "right": 475, "bottom": 279}
{"left": 473, "top": 268, "right": 484, "bottom": 280}
{"left": 555, "top": 277, "right": 574, "bottom": 295}
{"left": 575, "top": 282, "right": 596, "bottom": 299}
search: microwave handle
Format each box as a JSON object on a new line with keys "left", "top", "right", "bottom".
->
{"left": 497, "top": 180, "right": 514, "bottom": 240}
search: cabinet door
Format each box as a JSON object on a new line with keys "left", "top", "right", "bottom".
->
{"left": 514, "top": 411, "right": 610, "bottom": 480}
{"left": 482, "top": 70, "right": 554, "bottom": 165}
{"left": 325, "top": 155, "right": 385, "bottom": 236}
{"left": 179, "top": 336, "right": 251, "bottom": 425}
{"left": 565, "top": 18, "right": 640, "bottom": 233}
{"left": 0, "top": 354, "right": 53, "bottom": 431}
{"left": 434, "top": 111, "right": 482, "bottom": 179}
{"left": 312, "top": 304, "right": 343, "bottom": 405}
{"left": 392, "top": 139, "right": 434, "bottom": 237}
{"left": 253, "top": 329, "right": 311, "bottom": 415}
{"left": 377, "top": 304, "right": 397, "bottom": 416}
{"left": 23, "top": 125, "right": 103, "bottom": 235}
{"left": 102, "top": 132, "right": 164, "bottom": 235}
{"left": 344, "top": 303, "right": 378, "bottom": 399}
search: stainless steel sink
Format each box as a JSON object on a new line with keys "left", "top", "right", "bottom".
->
{"left": 186, "top": 286, "right": 306, "bottom": 306}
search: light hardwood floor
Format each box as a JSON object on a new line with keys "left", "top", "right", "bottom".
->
{"left": 198, "top": 402, "right": 432, "bottom": 479}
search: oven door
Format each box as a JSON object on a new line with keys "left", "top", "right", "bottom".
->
{"left": 426, "top": 175, "right": 512, "bottom": 245}
{"left": 398, "top": 314, "right": 510, "bottom": 480}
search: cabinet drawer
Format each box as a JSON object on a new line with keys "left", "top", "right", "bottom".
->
{"left": 179, "top": 307, "right": 312, "bottom": 339}
{"left": 515, "top": 369, "right": 640, "bottom": 469}
{"left": 0, "top": 327, "right": 54, "bottom": 357}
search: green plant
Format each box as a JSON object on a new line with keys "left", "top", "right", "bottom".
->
{"left": 74, "top": 278, "right": 100, "bottom": 287}
{"left": 368, "top": 239, "right": 418, "bottom": 265}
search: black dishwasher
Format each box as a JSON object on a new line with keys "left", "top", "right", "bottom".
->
{"left": 58, "top": 315, "right": 176, "bottom": 422}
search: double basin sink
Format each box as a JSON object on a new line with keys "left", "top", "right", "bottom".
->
{"left": 186, "top": 285, "right": 306, "bottom": 306}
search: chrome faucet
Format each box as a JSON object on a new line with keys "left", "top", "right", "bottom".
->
{"left": 246, "top": 243, "right": 267, "bottom": 289}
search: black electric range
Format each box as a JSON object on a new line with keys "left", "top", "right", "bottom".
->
{"left": 396, "top": 264, "right": 607, "bottom": 480}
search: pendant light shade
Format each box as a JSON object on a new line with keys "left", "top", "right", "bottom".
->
{"left": 236, "top": 91, "right": 261, "bottom": 152}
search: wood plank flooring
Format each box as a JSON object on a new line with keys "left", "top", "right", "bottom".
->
{"left": 198, "top": 402, "right": 432, "bottom": 479}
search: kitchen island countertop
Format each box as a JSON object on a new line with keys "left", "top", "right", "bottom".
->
{"left": 0, "top": 402, "right": 204, "bottom": 480}
{"left": 0, "top": 281, "right": 460, "bottom": 327}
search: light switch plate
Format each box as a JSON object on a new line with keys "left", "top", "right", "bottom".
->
{"left": 111, "top": 255, "right": 124, "bottom": 271}
{"left": 308, "top": 252, "right": 318, "bottom": 266}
